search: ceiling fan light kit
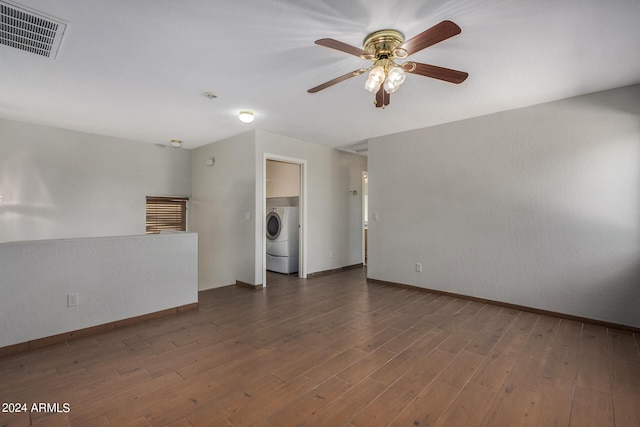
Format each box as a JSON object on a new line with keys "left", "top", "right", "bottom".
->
{"left": 308, "top": 20, "right": 468, "bottom": 108}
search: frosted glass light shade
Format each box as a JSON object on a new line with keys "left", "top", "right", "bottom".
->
{"left": 364, "top": 66, "right": 385, "bottom": 93}
{"left": 383, "top": 66, "right": 406, "bottom": 94}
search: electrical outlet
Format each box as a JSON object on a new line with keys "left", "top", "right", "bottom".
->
{"left": 416, "top": 262, "right": 422, "bottom": 272}
{"left": 67, "top": 293, "right": 79, "bottom": 307}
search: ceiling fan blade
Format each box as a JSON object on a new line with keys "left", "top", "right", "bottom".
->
{"left": 375, "top": 87, "right": 390, "bottom": 108}
{"left": 406, "top": 62, "right": 468, "bottom": 84}
{"left": 397, "top": 20, "right": 461, "bottom": 56}
{"left": 315, "top": 38, "right": 369, "bottom": 57}
{"left": 308, "top": 69, "right": 366, "bottom": 93}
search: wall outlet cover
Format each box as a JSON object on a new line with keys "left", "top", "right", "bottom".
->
{"left": 67, "top": 293, "right": 79, "bottom": 307}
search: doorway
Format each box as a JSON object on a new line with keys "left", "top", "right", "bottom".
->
{"left": 262, "top": 155, "right": 306, "bottom": 287}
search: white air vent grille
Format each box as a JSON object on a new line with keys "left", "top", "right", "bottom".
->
{"left": 0, "top": 1, "right": 66, "bottom": 59}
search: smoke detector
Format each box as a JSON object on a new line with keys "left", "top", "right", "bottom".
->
{"left": 0, "top": 1, "right": 67, "bottom": 59}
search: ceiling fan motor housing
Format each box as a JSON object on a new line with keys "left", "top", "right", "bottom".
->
{"left": 363, "top": 30, "right": 406, "bottom": 59}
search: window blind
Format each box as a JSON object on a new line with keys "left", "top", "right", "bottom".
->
{"left": 145, "top": 196, "right": 188, "bottom": 234}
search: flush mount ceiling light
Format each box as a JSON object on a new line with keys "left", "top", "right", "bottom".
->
{"left": 238, "top": 111, "right": 254, "bottom": 124}
{"left": 308, "top": 21, "right": 468, "bottom": 108}
{"left": 170, "top": 139, "right": 182, "bottom": 148}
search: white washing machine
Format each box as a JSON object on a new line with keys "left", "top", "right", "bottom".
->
{"left": 266, "top": 207, "right": 299, "bottom": 273}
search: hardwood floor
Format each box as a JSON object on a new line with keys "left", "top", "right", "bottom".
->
{"left": 1, "top": 268, "right": 639, "bottom": 426}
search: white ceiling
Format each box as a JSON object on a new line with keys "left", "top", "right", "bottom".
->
{"left": 1, "top": 0, "right": 639, "bottom": 151}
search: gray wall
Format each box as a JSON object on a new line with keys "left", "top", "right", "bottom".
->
{"left": 191, "top": 130, "right": 367, "bottom": 289}
{"left": 0, "top": 119, "right": 196, "bottom": 347}
{"left": 0, "top": 118, "right": 191, "bottom": 242}
{"left": 256, "top": 130, "right": 368, "bottom": 284}
{"left": 0, "top": 233, "right": 198, "bottom": 347}
{"left": 368, "top": 84, "right": 640, "bottom": 328}
{"left": 191, "top": 131, "right": 257, "bottom": 289}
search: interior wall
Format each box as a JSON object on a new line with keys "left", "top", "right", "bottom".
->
{"left": 191, "top": 131, "right": 256, "bottom": 290}
{"left": 0, "top": 118, "right": 191, "bottom": 243}
{"left": 0, "top": 233, "right": 198, "bottom": 348}
{"left": 255, "top": 130, "right": 367, "bottom": 282}
{"left": 368, "top": 84, "right": 640, "bottom": 328}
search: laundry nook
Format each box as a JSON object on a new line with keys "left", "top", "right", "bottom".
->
{"left": 266, "top": 206, "right": 299, "bottom": 274}
{"left": 265, "top": 159, "right": 301, "bottom": 275}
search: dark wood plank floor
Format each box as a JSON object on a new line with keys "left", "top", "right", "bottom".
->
{"left": 1, "top": 268, "right": 639, "bottom": 426}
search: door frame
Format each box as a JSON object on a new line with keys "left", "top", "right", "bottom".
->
{"left": 362, "top": 170, "right": 368, "bottom": 265}
{"left": 262, "top": 153, "right": 307, "bottom": 287}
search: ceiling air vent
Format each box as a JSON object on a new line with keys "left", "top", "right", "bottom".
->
{"left": 0, "top": 1, "right": 66, "bottom": 59}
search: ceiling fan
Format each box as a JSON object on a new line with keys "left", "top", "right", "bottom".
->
{"left": 308, "top": 20, "right": 468, "bottom": 108}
